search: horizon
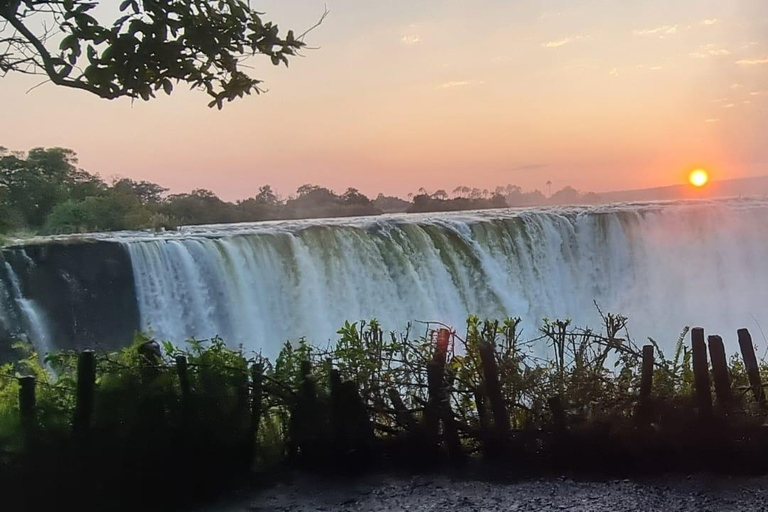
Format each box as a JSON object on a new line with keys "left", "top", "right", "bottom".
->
{"left": 2, "top": 0, "right": 768, "bottom": 201}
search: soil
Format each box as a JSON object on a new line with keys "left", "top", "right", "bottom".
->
{"left": 213, "top": 472, "right": 768, "bottom": 512}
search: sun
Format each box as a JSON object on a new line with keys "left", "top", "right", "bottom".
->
{"left": 689, "top": 169, "right": 709, "bottom": 187}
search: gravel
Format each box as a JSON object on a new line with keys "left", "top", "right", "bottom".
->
{"left": 214, "top": 472, "right": 768, "bottom": 512}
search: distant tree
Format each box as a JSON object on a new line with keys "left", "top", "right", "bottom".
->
{"left": 373, "top": 193, "right": 410, "bottom": 213}
{"left": 523, "top": 189, "right": 546, "bottom": 205}
{"left": 253, "top": 184, "right": 280, "bottom": 205}
{"left": 432, "top": 189, "right": 448, "bottom": 200}
{"left": 44, "top": 189, "right": 150, "bottom": 233}
{"left": 112, "top": 178, "right": 167, "bottom": 205}
{"left": 163, "top": 189, "right": 235, "bottom": 225}
{"left": 546, "top": 180, "right": 553, "bottom": 197}
{"left": 0, "top": 147, "right": 98, "bottom": 227}
{"left": 550, "top": 186, "right": 581, "bottom": 205}
{"left": 296, "top": 184, "right": 322, "bottom": 197}
{"left": 341, "top": 187, "right": 371, "bottom": 206}
{"left": 490, "top": 193, "right": 508, "bottom": 208}
{"left": 0, "top": 0, "right": 316, "bottom": 107}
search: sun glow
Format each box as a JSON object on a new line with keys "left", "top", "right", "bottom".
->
{"left": 689, "top": 169, "right": 709, "bottom": 187}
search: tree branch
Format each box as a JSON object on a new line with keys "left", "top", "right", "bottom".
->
{"left": 0, "top": 8, "right": 119, "bottom": 98}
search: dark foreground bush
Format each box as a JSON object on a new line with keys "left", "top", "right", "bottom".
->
{"left": 2, "top": 314, "right": 768, "bottom": 510}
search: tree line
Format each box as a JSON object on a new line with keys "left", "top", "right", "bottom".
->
{"left": 0, "top": 147, "right": 602, "bottom": 237}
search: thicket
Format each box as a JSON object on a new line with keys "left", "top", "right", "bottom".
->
{"left": 3, "top": 312, "right": 765, "bottom": 510}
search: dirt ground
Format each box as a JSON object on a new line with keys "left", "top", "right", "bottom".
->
{"left": 213, "top": 472, "right": 768, "bottom": 512}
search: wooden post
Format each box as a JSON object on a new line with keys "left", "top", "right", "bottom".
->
{"left": 424, "top": 360, "right": 443, "bottom": 444}
{"left": 478, "top": 340, "right": 511, "bottom": 435}
{"left": 548, "top": 395, "right": 566, "bottom": 433}
{"left": 474, "top": 383, "right": 491, "bottom": 434}
{"left": 636, "top": 345, "right": 654, "bottom": 425}
{"left": 73, "top": 350, "right": 96, "bottom": 439}
{"left": 176, "top": 355, "right": 191, "bottom": 411}
{"left": 289, "top": 359, "right": 318, "bottom": 463}
{"left": 690, "top": 327, "right": 713, "bottom": 418}
{"left": 250, "top": 362, "right": 264, "bottom": 446}
{"left": 738, "top": 328, "right": 766, "bottom": 409}
{"left": 441, "top": 368, "right": 464, "bottom": 462}
{"left": 19, "top": 375, "right": 36, "bottom": 446}
{"left": 707, "top": 335, "right": 731, "bottom": 410}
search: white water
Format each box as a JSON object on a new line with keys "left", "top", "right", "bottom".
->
{"left": 2, "top": 258, "right": 53, "bottom": 353}
{"left": 105, "top": 198, "right": 768, "bottom": 356}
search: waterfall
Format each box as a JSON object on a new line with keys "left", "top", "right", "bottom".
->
{"left": 116, "top": 198, "right": 768, "bottom": 356}
{"left": 0, "top": 254, "right": 53, "bottom": 354}
{"left": 3, "top": 198, "right": 768, "bottom": 358}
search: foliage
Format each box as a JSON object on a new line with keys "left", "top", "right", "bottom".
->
{"left": 1, "top": 145, "right": 617, "bottom": 238}
{"left": 2, "top": 313, "right": 768, "bottom": 507}
{"left": 0, "top": 0, "right": 311, "bottom": 107}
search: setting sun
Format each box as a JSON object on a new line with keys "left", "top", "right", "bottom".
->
{"left": 689, "top": 169, "right": 709, "bottom": 188}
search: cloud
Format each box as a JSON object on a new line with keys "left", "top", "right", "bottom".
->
{"left": 737, "top": 57, "right": 768, "bottom": 65}
{"left": 401, "top": 35, "right": 421, "bottom": 45}
{"left": 649, "top": 66, "right": 664, "bottom": 71}
{"left": 689, "top": 44, "right": 731, "bottom": 58}
{"left": 440, "top": 80, "right": 485, "bottom": 89}
{"left": 633, "top": 25, "right": 681, "bottom": 36}
{"left": 751, "top": 91, "right": 768, "bottom": 96}
{"left": 705, "top": 118, "right": 720, "bottom": 123}
{"left": 542, "top": 35, "right": 587, "bottom": 48}
{"left": 723, "top": 103, "right": 736, "bottom": 108}
{"left": 702, "top": 18, "right": 719, "bottom": 25}
{"left": 609, "top": 68, "right": 619, "bottom": 76}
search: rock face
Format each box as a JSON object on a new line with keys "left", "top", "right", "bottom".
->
{"left": 1, "top": 241, "right": 140, "bottom": 354}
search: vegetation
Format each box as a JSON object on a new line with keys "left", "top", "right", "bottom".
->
{"left": 0, "top": 0, "right": 315, "bottom": 108}
{"left": 0, "top": 146, "right": 605, "bottom": 239}
{"left": 2, "top": 313, "right": 768, "bottom": 509}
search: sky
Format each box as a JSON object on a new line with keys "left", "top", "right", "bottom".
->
{"left": 2, "top": 0, "right": 768, "bottom": 201}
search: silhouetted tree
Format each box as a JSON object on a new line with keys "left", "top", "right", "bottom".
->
{"left": 432, "top": 189, "right": 448, "bottom": 200}
{"left": 0, "top": 0, "right": 316, "bottom": 107}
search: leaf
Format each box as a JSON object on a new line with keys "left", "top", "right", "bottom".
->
{"left": 59, "top": 34, "right": 77, "bottom": 51}
{"left": 162, "top": 79, "right": 173, "bottom": 95}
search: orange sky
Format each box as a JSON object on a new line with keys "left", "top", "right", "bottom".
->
{"left": 2, "top": 0, "right": 768, "bottom": 200}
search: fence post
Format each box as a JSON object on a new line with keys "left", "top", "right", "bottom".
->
{"left": 548, "top": 395, "right": 567, "bottom": 433}
{"left": 73, "top": 350, "right": 95, "bottom": 440}
{"left": 289, "top": 359, "right": 319, "bottom": 464}
{"left": 175, "top": 355, "right": 191, "bottom": 422}
{"left": 19, "top": 375, "right": 36, "bottom": 447}
{"left": 707, "top": 335, "right": 731, "bottom": 410}
{"left": 424, "top": 360, "right": 443, "bottom": 447}
{"left": 636, "top": 345, "right": 654, "bottom": 425}
{"left": 738, "top": 328, "right": 766, "bottom": 409}
{"left": 250, "top": 362, "right": 264, "bottom": 450}
{"left": 690, "top": 327, "right": 713, "bottom": 418}
{"left": 478, "top": 340, "right": 511, "bottom": 435}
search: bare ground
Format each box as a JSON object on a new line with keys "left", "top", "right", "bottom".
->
{"left": 213, "top": 472, "right": 768, "bottom": 512}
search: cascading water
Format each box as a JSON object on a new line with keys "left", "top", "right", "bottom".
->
{"left": 3, "top": 198, "right": 768, "bottom": 358}
{"left": 0, "top": 253, "right": 53, "bottom": 354}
